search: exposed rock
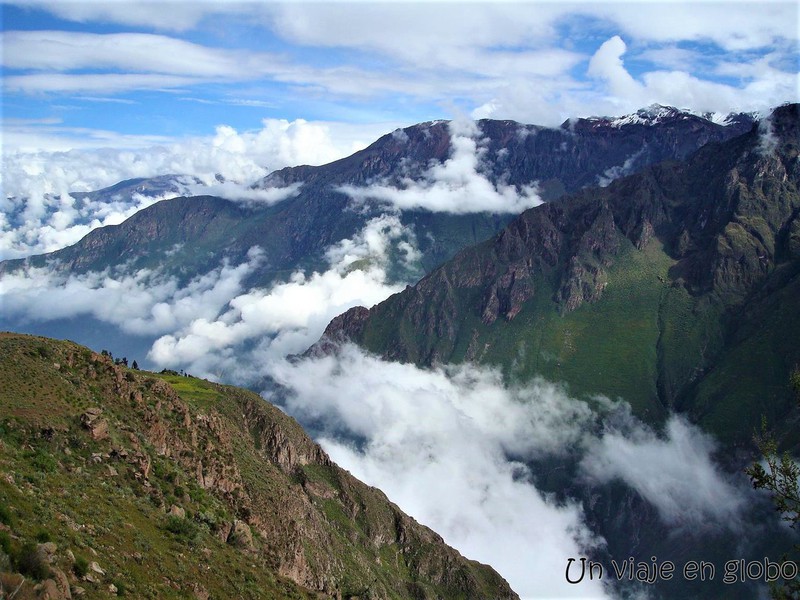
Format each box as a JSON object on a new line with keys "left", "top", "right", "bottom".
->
{"left": 51, "top": 568, "right": 72, "bottom": 599}
{"left": 37, "top": 542, "right": 58, "bottom": 563}
{"left": 80, "top": 409, "right": 109, "bottom": 441}
{"left": 227, "top": 520, "right": 255, "bottom": 552}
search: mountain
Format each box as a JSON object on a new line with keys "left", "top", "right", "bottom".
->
{"left": 1, "top": 107, "right": 754, "bottom": 285}
{"left": 320, "top": 103, "right": 800, "bottom": 446}
{"left": 0, "top": 332, "right": 516, "bottom": 599}
{"left": 0, "top": 107, "right": 756, "bottom": 376}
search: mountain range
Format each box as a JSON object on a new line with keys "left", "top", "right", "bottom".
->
{"left": 322, "top": 103, "right": 800, "bottom": 447}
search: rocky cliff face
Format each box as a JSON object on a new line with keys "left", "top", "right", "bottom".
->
{"left": 0, "top": 333, "right": 516, "bottom": 599}
{"left": 322, "top": 104, "right": 800, "bottom": 442}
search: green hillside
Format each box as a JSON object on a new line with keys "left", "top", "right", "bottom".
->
{"left": 0, "top": 333, "right": 516, "bottom": 600}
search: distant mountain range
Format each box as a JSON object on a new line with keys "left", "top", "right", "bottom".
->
{"left": 1, "top": 105, "right": 755, "bottom": 286}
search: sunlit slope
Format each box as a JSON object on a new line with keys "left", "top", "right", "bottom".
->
{"left": 0, "top": 332, "right": 517, "bottom": 600}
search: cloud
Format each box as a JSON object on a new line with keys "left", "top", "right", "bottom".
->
{"left": 0, "top": 248, "right": 262, "bottom": 337}
{"left": 339, "top": 118, "right": 543, "bottom": 214}
{"left": 581, "top": 410, "right": 747, "bottom": 530}
{"left": 13, "top": 1, "right": 228, "bottom": 31}
{"left": 184, "top": 181, "right": 303, "bottom": 206}
{"left": 263, "top": 344, "right": 756, "bottom": 597}
{"left": 268, "top": 345, "right": 609, "bottom": 600}
{"left": 585, "top": 35, "right": 797, "bottom": 115}
{"left": 5, "top": 3, "right": 795, "bottom": 130}
{"left": 1, "top": 118, "right": 389, "bottom": 259}
{"left": 148, "top": 214, "right": 416, "bottom": 375}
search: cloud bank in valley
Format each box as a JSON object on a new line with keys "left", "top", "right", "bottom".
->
{"left": 266, "top": 344, "right": 752, "bottom": 599}
{"left": 339, "top": 118, "right": 543, "bottom": 214}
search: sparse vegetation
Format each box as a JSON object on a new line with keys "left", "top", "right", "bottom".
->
{"left": 0, "top": 333, "right": 513, "bottom": 600}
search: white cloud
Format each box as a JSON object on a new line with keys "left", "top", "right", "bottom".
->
{"left": 264, "top": 345, "right": 755, "bottom": 597}
{"left": 185, "top": 181, "right": 303, "bottom": 206}
{"left": 15, "top": 0, "right": 227, "bottom": 31}
{"left": 585, "top": 35, "right": 798, "bottom": 116}
{"left": 0, "top": 249, "right": 261, "bottom": 337}
{"left": 268, "top": 345, "right": 609, "bottom": 600}
{"left": 147, "top": 214, "right": 415, "bottom": 374}
{"left": 5, "top": 3, "right": 795, "bottom": 128}
{"left": 1, "top": 118, "right": 392, "bottom": 259}
{"left": 339, "top": 118, "right": 543, "bottom": 214}
{"left": 581, "top": 411, "right": 747, "bottom": 530}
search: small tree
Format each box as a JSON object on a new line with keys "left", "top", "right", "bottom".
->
{"left": 747, "top": 368, "right": 800, "bottom": 599}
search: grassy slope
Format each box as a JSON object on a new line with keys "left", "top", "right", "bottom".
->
{"left": 0, "top": 334, "right": 311, "bottom": 600}
{"left": 0, "top": 333, "right": 515, "bottom": 600}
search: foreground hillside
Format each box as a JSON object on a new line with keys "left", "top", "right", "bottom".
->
{"left": 323, "top": 103, "right": 800, "bottom": 445}
{"left": 0, "top": 333, "right": 516, "bottom": 599}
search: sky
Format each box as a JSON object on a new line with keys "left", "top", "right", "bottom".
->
{"left": 1, "top": 0, "right": 798, "bottom": 258}
{"left": 2, "top": 1, "right": 798, "bottom": 154}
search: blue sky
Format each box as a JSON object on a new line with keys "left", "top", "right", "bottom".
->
{"left": 1, "top": 1, "right": 798, "bottom": 260}
{"left": 3, "top": 1, "right": 798, "bottom": 152}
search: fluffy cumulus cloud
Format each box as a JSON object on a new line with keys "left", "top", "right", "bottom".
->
{"left": 584, "top": 34, "right": 798, "bottom": 117}
{"left": 1, "top": 118, "right": 384, "bottom": 259}
{"left": 339, "top": 118, "right": 543, "bottom": 214}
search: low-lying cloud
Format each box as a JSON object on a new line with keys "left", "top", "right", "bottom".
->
{"left": 339, "top": 118, "right": 543, "bottom": 214}
{"left": 266, "top": 345, "right": 753, "bottom": 598}
{"left": 0, "top": 248, "right": 262, "bottom": 337}
{"left": 268, "top": 346, "right": 609, "bottom": 600}
{"left": 581, "top": 410, "right": 746, "bottom": 530}
{"left": 2, "top": 118, "right": 385, "bottom": 259}
{"left": 148, "top": 214, "right": 417, "bottom": 377}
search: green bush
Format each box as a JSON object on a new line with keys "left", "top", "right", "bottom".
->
{"left": 35, "top": 530, "right": 51, "bottom": 543}
{"left": 31, "top": 449, "right": 58, "bottom": 473}
{"left": 0, "top": 503, "right": 12, "bottom": 526}
{"left": 73, "top": 554, "right": 89, "bottom": 578}
{"left": 0, "top": 531, "right": 12, "bottom": 555}
{"left": 164, "top": 515, "right": 198, "bottom": 540}
{"left": 15, "top": 541, "right": 50, "bottom": 580}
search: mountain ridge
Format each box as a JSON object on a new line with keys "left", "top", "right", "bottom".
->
{"left": 319, "top": 103, "right": 800, "bottom": 444}
{"left": 0, "top": 332, "right": 517, "bottom": 599}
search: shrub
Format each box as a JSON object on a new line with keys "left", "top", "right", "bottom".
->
{"left": 35, "top": 530, "right": 51, "bottom": 543}
{"left": 15, "top": 541, "right": 50, "bottom": 580}
{"left": 0, "top": 531, "right": 12, "bottom": 555}
{"left": 73, "top": 554, "right": 89, "bottom": 578}
{"left": 0, "top": 503, "right": 12, "bottom": 526}
{"left": 164, "top": 515, "right": 197, "bottom": 540}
